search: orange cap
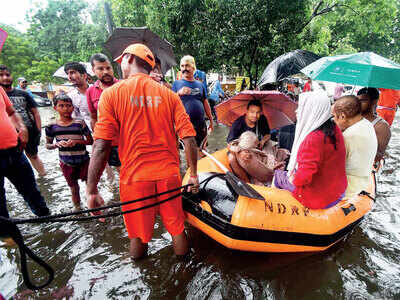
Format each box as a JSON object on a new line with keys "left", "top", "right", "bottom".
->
{"left": 114, "top": 43, "right": 155, "bottom": 68}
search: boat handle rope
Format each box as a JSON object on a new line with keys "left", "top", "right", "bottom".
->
{"left": 359, "top": 190, "right": 376, "bottom": 202}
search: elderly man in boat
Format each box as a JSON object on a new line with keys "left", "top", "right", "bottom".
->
{"left": 227, "top": 131, "right": 288, "bottom": 185}
{"left": 332, "top": 95, "right": 377, "bottom": 198}
{"left": 226, "top": 97, "right": 292, "bottom": 185}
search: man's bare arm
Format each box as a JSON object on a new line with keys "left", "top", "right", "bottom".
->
{"left": 375, "top": 122, "right": 391, "bottom": 162}
{"left": 46, "top": 136, "right": 57, "bottom": 150}
{"left": 90, "top": 112, "right": 97, "bottom": 131}
{"left": 6, "top": 105, "right": 28, "bottom": 146}
{"left": 6, "top": 105, "right": 25, "bottom": 131}
{"left": 183, "top": 136, "right": 198, "bottom": 176}
{"left": 87, "top": 139, "right": 112, "bottom": 194}
{"left": 203, "top": 99, "right": 214, "bottom": 131}
{"left": 183, "top": 136, "right": 199, "bottom": 192}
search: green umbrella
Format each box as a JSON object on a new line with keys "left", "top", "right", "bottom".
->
{"left": 301, "top": 52, "right": 400, "bottom": 90}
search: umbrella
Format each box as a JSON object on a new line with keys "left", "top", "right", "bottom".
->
{"left": 53, "top": 62, "right": 95, "bottom": 79}
{"left": 104, "top": 27, "right": 176, "bottom": 75}
{"left": 301, "top": 52, "right": 400, "bottom": 90}
{"left": 258, "top": 50, "right": 321, "bottom": 87}
{"left": 215, "top": 91, "right": 297, "bottom": 130}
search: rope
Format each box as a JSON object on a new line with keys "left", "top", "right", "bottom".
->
{"left": 13, "top": 184, "right": 191, "bottom": 225}
{"left": 0, "top": 217, "right": 54, "bottom": 290}
{"left": 2, "top": 173, "right": 222, "bottom": 290}
{"left": 359, "top": 190, "right": 376, "bottom": 202}
{"left": 30, "top": 192, "right": 182, "bottom": 223}
{"left": 1, "top": 192, "right": 182, "bottom": 290}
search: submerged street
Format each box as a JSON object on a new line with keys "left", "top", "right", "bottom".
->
{"left": 0, "top": 108, "right": 399, "bottom": 299}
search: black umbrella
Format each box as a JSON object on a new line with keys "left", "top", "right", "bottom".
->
{"left": 104, "top": 27, "right": 177, "bottom": 75}
{"left": 258, "top": 50, "right": 320, "bottom": 87}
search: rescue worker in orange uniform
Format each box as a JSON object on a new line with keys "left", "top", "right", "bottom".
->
{"left": 377, "top": 88, "right": 400, "bottom": 126}
{"left": 86, "top": 44, "right": 199, "bottom": 259}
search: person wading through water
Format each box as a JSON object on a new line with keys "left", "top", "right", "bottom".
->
{"left": 86, "top": 44, "right": 200, "bottom": 259}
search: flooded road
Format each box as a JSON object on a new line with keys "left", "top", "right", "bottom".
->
{"left": 1, "top": 107, "right": 399, "bottom": 299}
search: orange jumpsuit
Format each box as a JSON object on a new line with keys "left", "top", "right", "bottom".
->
{"left": 94, "top": 73, "right": 196, "bottom": 242}
{"left": 377, "top": 88, "right": 400, "bottom": 126}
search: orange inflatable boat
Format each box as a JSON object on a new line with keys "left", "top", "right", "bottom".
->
{"left": 182, "top": 149, "right": 375, "bottom": 253}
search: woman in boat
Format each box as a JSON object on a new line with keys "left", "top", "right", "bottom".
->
{"left": 274, "top": 91, "right": 347, "bottom": 209}
{"left": 227, "top": 131, "right": 288, "bottom": 185}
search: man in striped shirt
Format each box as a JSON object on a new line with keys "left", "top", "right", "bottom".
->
{"left": 45, "top": 94, "right": 93, "bottom": 209}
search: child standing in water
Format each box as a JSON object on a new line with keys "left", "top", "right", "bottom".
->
{"left": 45, "top": 94, "right": 93, "bottom": 209}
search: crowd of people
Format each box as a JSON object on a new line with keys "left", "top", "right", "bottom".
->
{"left": 0, "top": 43, "right": 399, "bottom": 259}
{"left": 227, "top": 87, "right": 396, "bottom": 210}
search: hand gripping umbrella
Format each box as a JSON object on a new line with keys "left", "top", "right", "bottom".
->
{"left": 104, "top": 27, "right": 177, "bottom": 75}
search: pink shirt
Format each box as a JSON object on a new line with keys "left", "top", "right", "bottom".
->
{"left": 0, "top": 87, "right": 18, "bottom": 149}
{"left": 86, "top": 79, "right": 119, "bottom": 114}
{"left": 86, "top": 78, "right": 119, "bottom": 146}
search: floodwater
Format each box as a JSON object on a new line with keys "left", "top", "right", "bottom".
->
{"left": 1, "top": 107, "right": 399, "bottom": 299}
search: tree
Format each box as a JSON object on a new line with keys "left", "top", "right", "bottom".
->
{"left": 0, "top": 24, "right": 35, "bottom": 84}
{"left": 24, "top": 0, "right": 108, "bottom": 84}
{"left": 26, "top": 0, "right": 107, "bottom": 61}
{"left": 301, "top": 0, "right": 400, "bottom": 61}
{"left": 110, "top": 0, "right": 341, "bottom": 85}
{"left": 111, "top": 0, "right": 147, "bottom": 27}
{"left": 25, "top": 57, "right": 63, "bottom": 86}
{"left": 110, "top": 0, "right": 400, "bottom": 85}
{"left": 10, "top": 0, "right": 397, "bottom": 87}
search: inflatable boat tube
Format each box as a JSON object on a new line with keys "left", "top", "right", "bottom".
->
{"left": 182, "top": 148, "right": 375, "bottom": 253}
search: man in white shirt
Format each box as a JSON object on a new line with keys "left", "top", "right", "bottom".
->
{"left": 332, "top": 95, "right": 377, "bottom": 198}
{"left": 64, "top": 62, "right": 91, "bottom": 127}
{"left": 357, "top": 87, "right": 391, "bottom": 165}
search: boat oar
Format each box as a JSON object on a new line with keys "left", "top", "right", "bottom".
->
{"left": 201, "top": 150, "right": 265, "bottom": 200}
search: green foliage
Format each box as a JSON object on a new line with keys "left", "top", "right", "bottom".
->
{"left": 301, "top": 0, "right": 399, "bottom": 61}
{"left": 25, "top": 57, "right": 63, "bottom": 85}
{"left": 27, "top": 0, "right": 88, "bottom": 60}
{"left": 110, "top": 0, "right": 399, "bottom": 85}
{"left": 1, "top": 0, "right": 399, "bottom": 87}
{"left": 0, "top": 24, "right": 35, "bottom": 84}
{"left": 111, "top": 0, "right": 313, "bottom": 84}
{"left": 24, "top": 0, "right": 108, "bottom": 84}
{"left": 112, "top": 0, "right": 147, "bottom": 27}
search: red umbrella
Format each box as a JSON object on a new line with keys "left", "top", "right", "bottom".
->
{"left": 215, "top": 90, "right": 297, "bottom": 129}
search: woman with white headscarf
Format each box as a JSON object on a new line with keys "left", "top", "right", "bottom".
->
{"left": 275, "top": 91, "right": 347, "bottom": 209}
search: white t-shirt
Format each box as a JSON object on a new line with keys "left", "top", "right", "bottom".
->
{"left": 67, "top": 87, "right": 91, "bottom": 127}
{"left": 343, "top": 118, "right": 377, "bottom": 197}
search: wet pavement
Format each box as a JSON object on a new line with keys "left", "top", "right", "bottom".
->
{"left": 0, "top": 107, "right": 399, "bottom": 299}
